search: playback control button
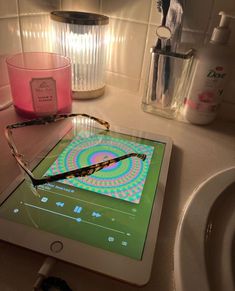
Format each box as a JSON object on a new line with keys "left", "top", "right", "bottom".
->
{"left": 50, "top": 241, "right": 63, "bottom": 253}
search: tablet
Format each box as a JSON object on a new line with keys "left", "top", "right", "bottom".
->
{"left": 0, "top": 121, "right": 172, "bottom": 286}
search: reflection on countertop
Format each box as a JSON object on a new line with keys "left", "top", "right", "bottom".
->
{"left": 0, "top": 85, "right": 234, "bottom": 291}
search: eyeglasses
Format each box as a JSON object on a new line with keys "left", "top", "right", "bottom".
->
{"left": 5, "top": 113, "right": 147, "bottom": 187}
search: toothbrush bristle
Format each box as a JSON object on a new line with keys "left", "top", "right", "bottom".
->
{"left": 156, "top": 0, "right": 163, "bottom": 13}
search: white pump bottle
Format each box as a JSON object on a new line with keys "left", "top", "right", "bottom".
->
{"left": 184, "top": 12, "right": 234, "bottom": 125}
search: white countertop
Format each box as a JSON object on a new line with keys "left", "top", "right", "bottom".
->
{"left": 0, "top": 86, "right": 234, "bottom": 291}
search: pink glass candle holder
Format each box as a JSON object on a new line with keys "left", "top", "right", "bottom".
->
{"left": 6, "top": 52, "right": 72, "bottom": 117}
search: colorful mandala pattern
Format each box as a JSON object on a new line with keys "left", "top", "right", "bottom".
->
{"left": 45, "top": 134, "right": 154, "bottom": 204}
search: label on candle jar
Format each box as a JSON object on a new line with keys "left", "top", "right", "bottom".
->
{"left": 30, "top": 77, "right": 57, "bottom": 115}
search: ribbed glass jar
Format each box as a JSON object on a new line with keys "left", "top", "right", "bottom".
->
{"left": 50, "top": 11, "right": 109, "bottom": 99}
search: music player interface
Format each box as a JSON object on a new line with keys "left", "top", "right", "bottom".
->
{"left": 0, "top": 130, "right": 165, "bottom": 260}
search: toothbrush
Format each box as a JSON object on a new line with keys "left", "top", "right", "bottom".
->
{"left": 151, "top": 0, "right": 185, "bottom": 106}
{"left": 157, "top": 0, "right": 171, "bottom": 25}
{"left": 151, "top": 0, "right": 171, "bottom": 101}
{"left": 162, "top": 0, "right": 185, "bottom": 106}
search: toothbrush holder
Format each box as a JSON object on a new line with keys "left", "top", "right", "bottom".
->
{"left": 142, "top": 47, "right": 194, "bottom": 119}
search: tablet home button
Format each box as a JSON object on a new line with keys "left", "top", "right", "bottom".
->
{"left": 50, "top": 241, "right": 63, "bottom": 253}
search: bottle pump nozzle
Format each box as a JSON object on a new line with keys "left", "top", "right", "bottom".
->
{"left": 211, "top": 11, "right": 235, "bottom": 44}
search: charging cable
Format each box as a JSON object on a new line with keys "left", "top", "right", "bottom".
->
{"left": 33, "top": 257, "right": 72, "bottom": 291}
{"left": 33, "top": 257, "right": 56, "bottom": 290}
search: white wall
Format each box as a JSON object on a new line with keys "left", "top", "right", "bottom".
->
{"left": 0, "top": 0, "right": 234, "bottom": 110}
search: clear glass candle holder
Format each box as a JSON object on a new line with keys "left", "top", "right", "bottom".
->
{"left": 51, "top": 11, "right": 109, "bottom": 99}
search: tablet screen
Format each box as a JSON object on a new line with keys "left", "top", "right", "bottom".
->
{"left": 0, "top": 128, "right": 165, "bottom": 260}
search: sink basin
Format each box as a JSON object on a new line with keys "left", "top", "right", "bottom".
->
{"left": 174, "top": 167, "right": 235, "bottom": 291}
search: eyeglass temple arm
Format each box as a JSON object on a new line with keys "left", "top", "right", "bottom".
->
{"left": 6, "top": 114, "right": 110, "bottom": 130}
{"left": 5, "top": 126, "right": 19, "bottom": 156}
{"left": 32, "top": 153, "right": 147, "bottom": 187}
{"left": 5, "top": 113, "right": 110, "bottom": 159}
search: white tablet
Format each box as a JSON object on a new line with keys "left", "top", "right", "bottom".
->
{"left": 0, "top": 121, "right": 172, "bottom": 286}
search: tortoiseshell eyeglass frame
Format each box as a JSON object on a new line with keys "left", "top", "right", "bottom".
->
{"left": 5, "top": 113, "right": 147, "bottom": 187}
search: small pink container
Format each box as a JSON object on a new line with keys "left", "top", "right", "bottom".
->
{"left": 6, "top": 52, "right": 72, "bottom": 117}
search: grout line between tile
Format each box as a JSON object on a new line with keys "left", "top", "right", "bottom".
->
{"left": 203, "top": 0, "right": 216, "bottom": 43}
{"left": 108, "top": 15, "right": 149, "bottom": 25}
{"left": 99, "top": 0, "right": 103, "bottom": 14}
{"left": 0, "top": 15, "right": 18, "bottom": 20}
{"left": 139, "top": 0, "right": 160, "bottom": 96}
{"left": 16, "top": 0, "right": 23, "bottom": 53}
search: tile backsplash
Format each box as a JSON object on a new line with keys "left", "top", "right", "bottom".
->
{"left": 0, "top": 0, "right": 234, "bottom": 110}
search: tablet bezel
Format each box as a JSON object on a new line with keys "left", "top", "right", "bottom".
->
{"left": 0, "top": 123, "right": 172, "bottom": 286}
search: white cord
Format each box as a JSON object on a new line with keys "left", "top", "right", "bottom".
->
{"left": 33, "top": 257, "right": 57, "bottom": 291}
